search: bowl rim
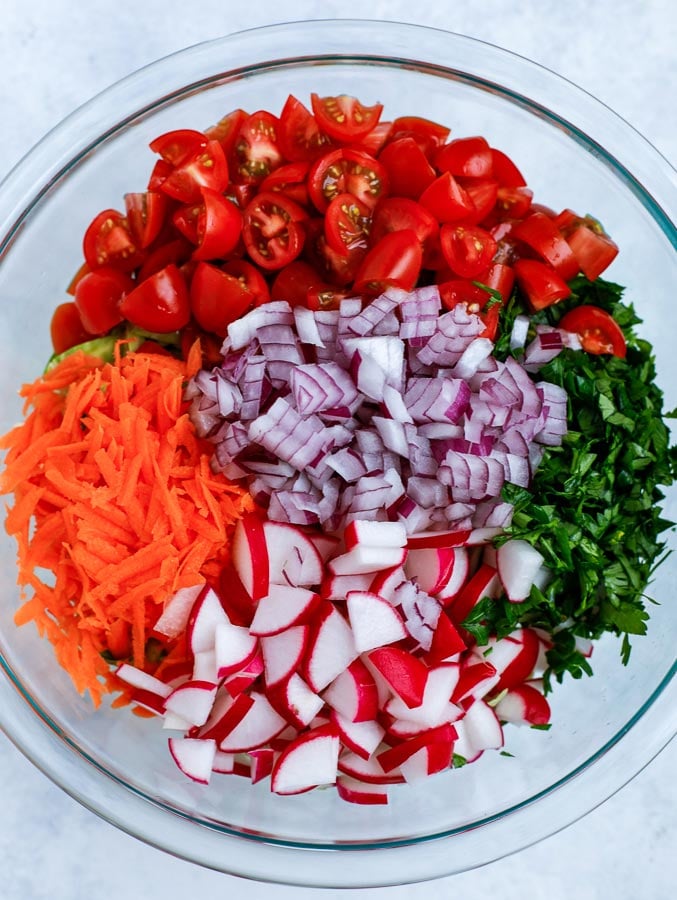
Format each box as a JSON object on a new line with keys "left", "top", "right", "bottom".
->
{"left": 0, "top": 18, "right": 676, "bottom": 887}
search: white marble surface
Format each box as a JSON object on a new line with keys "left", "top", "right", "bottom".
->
{"left": 0, "top": 1, "right": 675, "bottom": 897}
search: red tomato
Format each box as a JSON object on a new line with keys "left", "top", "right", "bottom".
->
{"left": 205, "top": 109, "right": 248, "bottom": 156}
{"left": 513, "top": 212, "right": 580, "bottom": 281}
{"left": 119, "top": 264, "right": 190, "bottom": 332}
{"left": 83, "top": 209, "right": 144, "bottom": 272}
{"left": 149, "top": 129, "right": 207, "bottom": 166}
{"left": 147, "top": 159, "right": 173, "bottom": 192}
{"left": 193, "top": 189, "right": 243, "bottom": 261}
{"left": 438, "top": 280, "right": 501, "bottom": 340}
{"left": 355, "top": 121, "right": 392, "bottom": 156}
{"left": 565, "top": 222, "right": 619, "bottom": 280}
{"left": 559, "top": 305, "right": 626, "bottom": 357}
{"left": 172, "top": 204, "right": 202, "bottom": 244}
{"left": 66, "top": 261, "right": 91, "bottom": 296}
{"left": 310, "top": 93, "right": 383, "bottom": 143}
{"left": 278, "top": 95, "right": 331, "bottom": 162}
{"left": 223, "top": 259, "right": 271, "bottom": 306}
{"left": 324, "top": 193, "right": 371, "bottom": 256}
{"left": 271, "top": 260, "right": 323, "bottom": 305}
{"left": 190, "top": 262, "right": 254, "bottom": 336}
{"left": 50, "top": 302, "right": 92, "bottom": 353}
{"left": 74, "top": 267, "right": 132, "bottom": 334}
{"left": 387, "top": 116, "right": 450, "bottom": 158}
{"left": 513, "top": 259, "right": 571, "bottom": 311}
{"left": 318, "top": 236, "right": 366, "bottom": 288}
{"left": 353, "top": 230, "right": 423, "bottom": 295}
{"left": 306, "top": 286, "right": 350, "bottom": 311}
{"left": 232, "top": 111, "right": 283, "bottom": 183}
{"left": 495, "top": 186, "right": 533, "bottom": 220}
{"left": 124, "top": 191, "right": 170, "bottom": 249}
{"left": 435, "top": 136, "right": 493, "bottom": 179}
{"left": 137, "top": 238, "right": 193, "bottom": 283}
{"left": 490, "top": 148, "right": 527, "bottom": 188}
{"left": 458, "top": 178, "right": 499, "bottom": 225}
{"left": 370, "top": 197, "right": 438, "bottom": 256}
{"left": 260, "top": 161, "right": 311, "bottom": 207}
{"left": 419, "top": 173, "right": 475, "bottom": 224}
{"left": 242, "top": 191, "right": 306, "bottom": 271}
{"left": 440, "top": 224, "right": 498, "bottom": 279}
{"left": 159, "top": 139, "right": 229, "bottom": 204}
{"left": 378, "top": 138, "right": 436, "bottom": 200}
{"left": 308, "top": 148, "right": 389, "bottom": 213}
{"left": 476, "top": 262, "right": 515, "bottom": 303}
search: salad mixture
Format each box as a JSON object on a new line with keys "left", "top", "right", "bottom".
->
{"left": 1, "top": 93, "right": 675, "bottom": 803}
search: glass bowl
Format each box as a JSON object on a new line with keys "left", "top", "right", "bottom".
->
{"left": 0, "top": 20, "right": 675, "bottom": 889}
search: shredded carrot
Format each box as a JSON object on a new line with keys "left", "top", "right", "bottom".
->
{"left": 1, "top": 344, "right": 254, "bottom": 707}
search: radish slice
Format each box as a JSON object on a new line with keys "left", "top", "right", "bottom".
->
{"left": 497, "top": 539, "right": 545, "bottom": 602}
{"left": 336, "top": 776, "right": 389, "bottom": 805}
{"left": 346, "top": 591, "right": 407, "bottom": 653}
{"left": 168, "top": 738, "right": 217, "bottom": 784}
{"left": 271, "top": 725, "right": 340, "bottom": 795}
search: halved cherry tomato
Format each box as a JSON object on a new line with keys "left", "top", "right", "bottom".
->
{"left": 119, "top": 264, "right": 190, "bottom": 332}
{"left": 147, "top": 159, "right": 173, "bottom": 192}
{"left": 225, "top": 183, "right": 257, "bottom": 210}
{"left": 490, "top": 148, "right": 526, "bottom": 188}
{"left": 223, "top": 259, "right": 270, "bottom": 306}
{"left": 271, "top": 260, "right": 323, "bottom": 305}
{"left": 495, "top": 186, "right": 533, "bottom": 220}
{"left": 172, "top": 204, "right": 202, "bottom": 244}
{"left": 306, "top": 286, "right": 350, "bottom": 311}
{"left": 387, "top": 116, "right": 450, "bottom": 159}
{"left": 353, "top": 230, "right": 423, "bottom": 295}
{"left": 232, "top": 111, "right": 283, "bottom": 183}
{"left": 149, "top": 129, "right": 207, "bottom": 166}
{"left": 513, "top": 212, "right": 580, "bottom": 281}
{"left": 378, "top": 138, "right": 436, "bottom": 200}
{"left": 74, "top": 267, "right": 132, "bottom": 334}
{"left": 192, "top": 188, "right": 243, "bottom": 261}
{"left": 513, "top": 259, "right": 571, "bottom": 311}
{"left": 476, "top": 262, "right": 515, "bottom": 304}
{"left": 308, "top": 148, "right": 389, "bottom": 213}
{"left": 419, "top": 173, "right": 475, "bottom": 224}
{"left": 458, "top": 177, "right": 499, "bottom": 225}
{"left": 260, "top": 162, "right": 311, "bottom": 207}
{"left": 370, "top": 197, "right": 438, "bottom": 257}
{"left": 355, "top": 121, "right": 392, "bottom": 157}
{"left": 560, "top": 218, "right": 619, "bottom": 280}
{"left": 190, "top": 262, "right": 254, "bottom": 336}
{"left": 83, "top": 209, "right": 144, "bottom": 272}
{"left": 159, "top": 139, "right": 229, "bottom": 204}
{"left": 436, "top": 136, "right": 493, "bottom": 179}
{"left": 66, "top": 261, "right": 91, "bottom": 296}
{"left": 278, "top": 95, "right": 331, "bottom": 163}
{"left": 325, "top": 193, "right": 371, "bottom": 256}
{"left": 310, "top": 93, "right": 383, "bottom": 143}
{"left": 137, "top": 238, "right": 193, "bottom": 283}
{"left": 439, "top": 280, "right": 501, "bottom": 340}
{"left": 124, "top": 192, "right": 169, "bottom": 249}
{"left": 440, "top": 224, "right": 497, "bottom": 279}
{"left": 559, "top": 305, "right": 626, "bottom": 357}
{"left": 316, "top": 235, "right": 366, "bottom": 287}
{"left": 242, "top": 191, "right": 306, "bottom": 270}
{"left": 50, "top": 302, "right": 92, "bottom": 353}
{"left": 205, "top": 109, "right": 248, "bottom": 156}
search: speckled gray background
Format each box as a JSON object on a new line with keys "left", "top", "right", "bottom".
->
{"left": 1, "top": 1, "right": 675, "bottom": 898}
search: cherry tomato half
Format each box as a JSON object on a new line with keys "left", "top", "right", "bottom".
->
{"left": 353, "top": 230, "right": 423, "bottom": 296}
{"left": 370, "top": 197, "right": 438, "bottom": 258}
{"left": 513, "top": 259, "right": 571, "bottom": 311}
{"left": 435, "top": 136, "right": 493, "bottom": 179}
{"left": 260, "top": 161, "right": 311, "bottom": 207}
{"left": 278, "top": 95, "right": 332, "bottom": 163}
{"left": 325, "top": 192, "right": 371, "bottom": 256}
{"left": 419, "top": 173, "right": 475, "bottom": 224}
{"left": 192, "top": 188, "right": 243, "bottom": 261}
{"left": 308, "top": 148, "right": 389, "bottom": 213}
{"left": 439, "top": 280, "right": 501, "bottom": 341}
{"left": 50, "top": 302, "right": 92, "bottom": 353}
{"left": 149, "top": 129, "right": 207, "bottom": 166}
{"left": 190, "top": 262, "right": 254, "bottom": 336}
{"left": 440, "top": 224, "right": 498, "bottom": 279}
{"left": 74, "top": 267, "right": 132, "bottom": 334}
{"left": 271, "top": 260, "right": 323, "bottom": 305}
{"left": 559, "top": 305, "right": 626, "bottom": 357}
{"left": 310, "top": 93, "right": 383, "bottom": 143}
{"left": 490, "top": 148, "right": 527, "bottom": 188}
{"left": 119, "top": 264, "right": 190, "bottom": 332}
{"left": 124, "top": 191, "right": 170, "bottom": 249}
{"left": 223, "top": 259, "right": 270, "bottom": 307}
{"left": 232, "top": 111, "right": 283, "bottom": 184}
{"left": 205, "top": 109, "right": 248, "bottom": 156}
{"left": 513, "top": 212, "right": 580, "bottom": 281}
{"left": 159, "top": 139, "right": 229, "bottom": 204}
{"left": 565, "top": 223, "right": 619, "bottom": 280}
{"left": 83, "top": 209, "right": 144, "bottom": 272}
{"left": 387, "top": 116, "right": 450, "bottom": 159}
{"left": 242, "top": 191, "right": 306, "bottom": 271}
{"left": 378, "top": 138, "right": 436, "bottom": 201}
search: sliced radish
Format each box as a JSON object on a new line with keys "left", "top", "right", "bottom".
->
{"left": 271, "top": 724, "right": 340, "bottom": 795}
{"left": 218, "top": 691, "right": 288, "bottom": 752}
{"left": 359, "top": 653, "right": 394, "bottom": 710}
{"left": 346, "top": 590, "right": 407, "bottom": 653}
{"left": 152, "top": 584, "right": 203, "bottom": 640}
{"left": 367, "top": 646, "right": 428, "bottom": 709}
{"left": 336, "top": 776, "right": 389, "bottom": 805}
{"left": 494, "top": 682, "right": 552, "bottom": 726}
{"left": 261, "top": 624, "right": 309, "bottom": 688}
{"left": 223, "top": 651, "right": 264, "bottom": 698}
{"left": 338, "top": 748, "right": 405, "bottom": 784}
{"left": 385, "top": 664, "right": 462, "bottom": 728}
{"left": 268, "top": 673, "right": 324, "bottom": 729}
{"left": 434, "top": 548, "right": 470, "bottom": 604}
{"left": 308, "top": 532, "right": 342, "bottom": 562}
{"left": 212, "top": 750, "right": 237, "bottom": 774}
{"left": 321, "top": 572, "right": 374, "bottom": 600}
{"left": 399, "top": 742, "right": 453, "bottom": 783}
{"left": 448, "top": 563, "right": 501, "bottom": 624}
{"left": 406, "top": 529, "right": 472, "bottom": 549}
{"left": 426, "top": 612, "right": 467, "bottom": 664}
{"left": 369, "top": 566, "right": 407, "bottom": 602}
{"left": 404, "top": 547, "right": 457, "bottom": 595}
{"left": 249, "top": 747, "right": 276, "bottom": 784}
{"left": 490, "top": 628, "right": 540, "bottom": 691}
{"left": 461, "top": 698, "right": 504, "bottom": 750}
{"left": 214, "top": 620, "right": 258, "bottom": 679}
{"left": 377, "top": 723, "right": 457, "bottom": 772}
{"left": 303, "top": 604, "right": 358, "bottom": 692}
{"left": 198, "top": 691, "right": 255, "bottom": 743}
{"left": 451, "top": 659, "right": 499, "bottom": 705}
{"left": 496, "top": 539, "right": 545, "bottom": 602}
{"left": 188, "top": 585, "right": 231, "bottom": 654}
{"left": 163, "top": 711, "right": 193, "bottom": 731}
{"left": 263, "top": 521, "right": 324, "bottom": 587}
{"left": 328, "top": 545, "right": 407, "bottom": 576}
{"left": 344, "top": 520, "right": 407, "bottom": 550}
{"left": 168, "top": 737, "right": 217, "bottom": 784}
{"left": 232, "top": 514, "right": 270, "bottom": 601}
{"left": 164, "top": 681, "right": 217, "bottom": 727}
{"left": 129, "top": 688, "right": 167, "bottom": 716}
{"left": 322, "top": 658, "right": 378, "bottom": 723}
{"left": 192, "top": 649, "right": 218, "bottom": 685}
{"left": 249, "top": 585, "right": 320, "bottom": 636}
{"left": 330, "top": 710, "right": 385, "bottom": 760}
{"left": 115, "top": 663, "right": 173, "bottom": 699}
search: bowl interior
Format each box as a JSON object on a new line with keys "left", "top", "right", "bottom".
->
{"left": 0, "top": 21, "right": 675, "bottom": 880}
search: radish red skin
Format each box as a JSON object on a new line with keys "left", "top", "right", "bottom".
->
{"left": 367, "top": 647, "right": 429, "bottom": 709}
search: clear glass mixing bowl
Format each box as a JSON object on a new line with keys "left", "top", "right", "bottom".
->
{"left": 0, "top": 19, "right": 675, "bottom": 889}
